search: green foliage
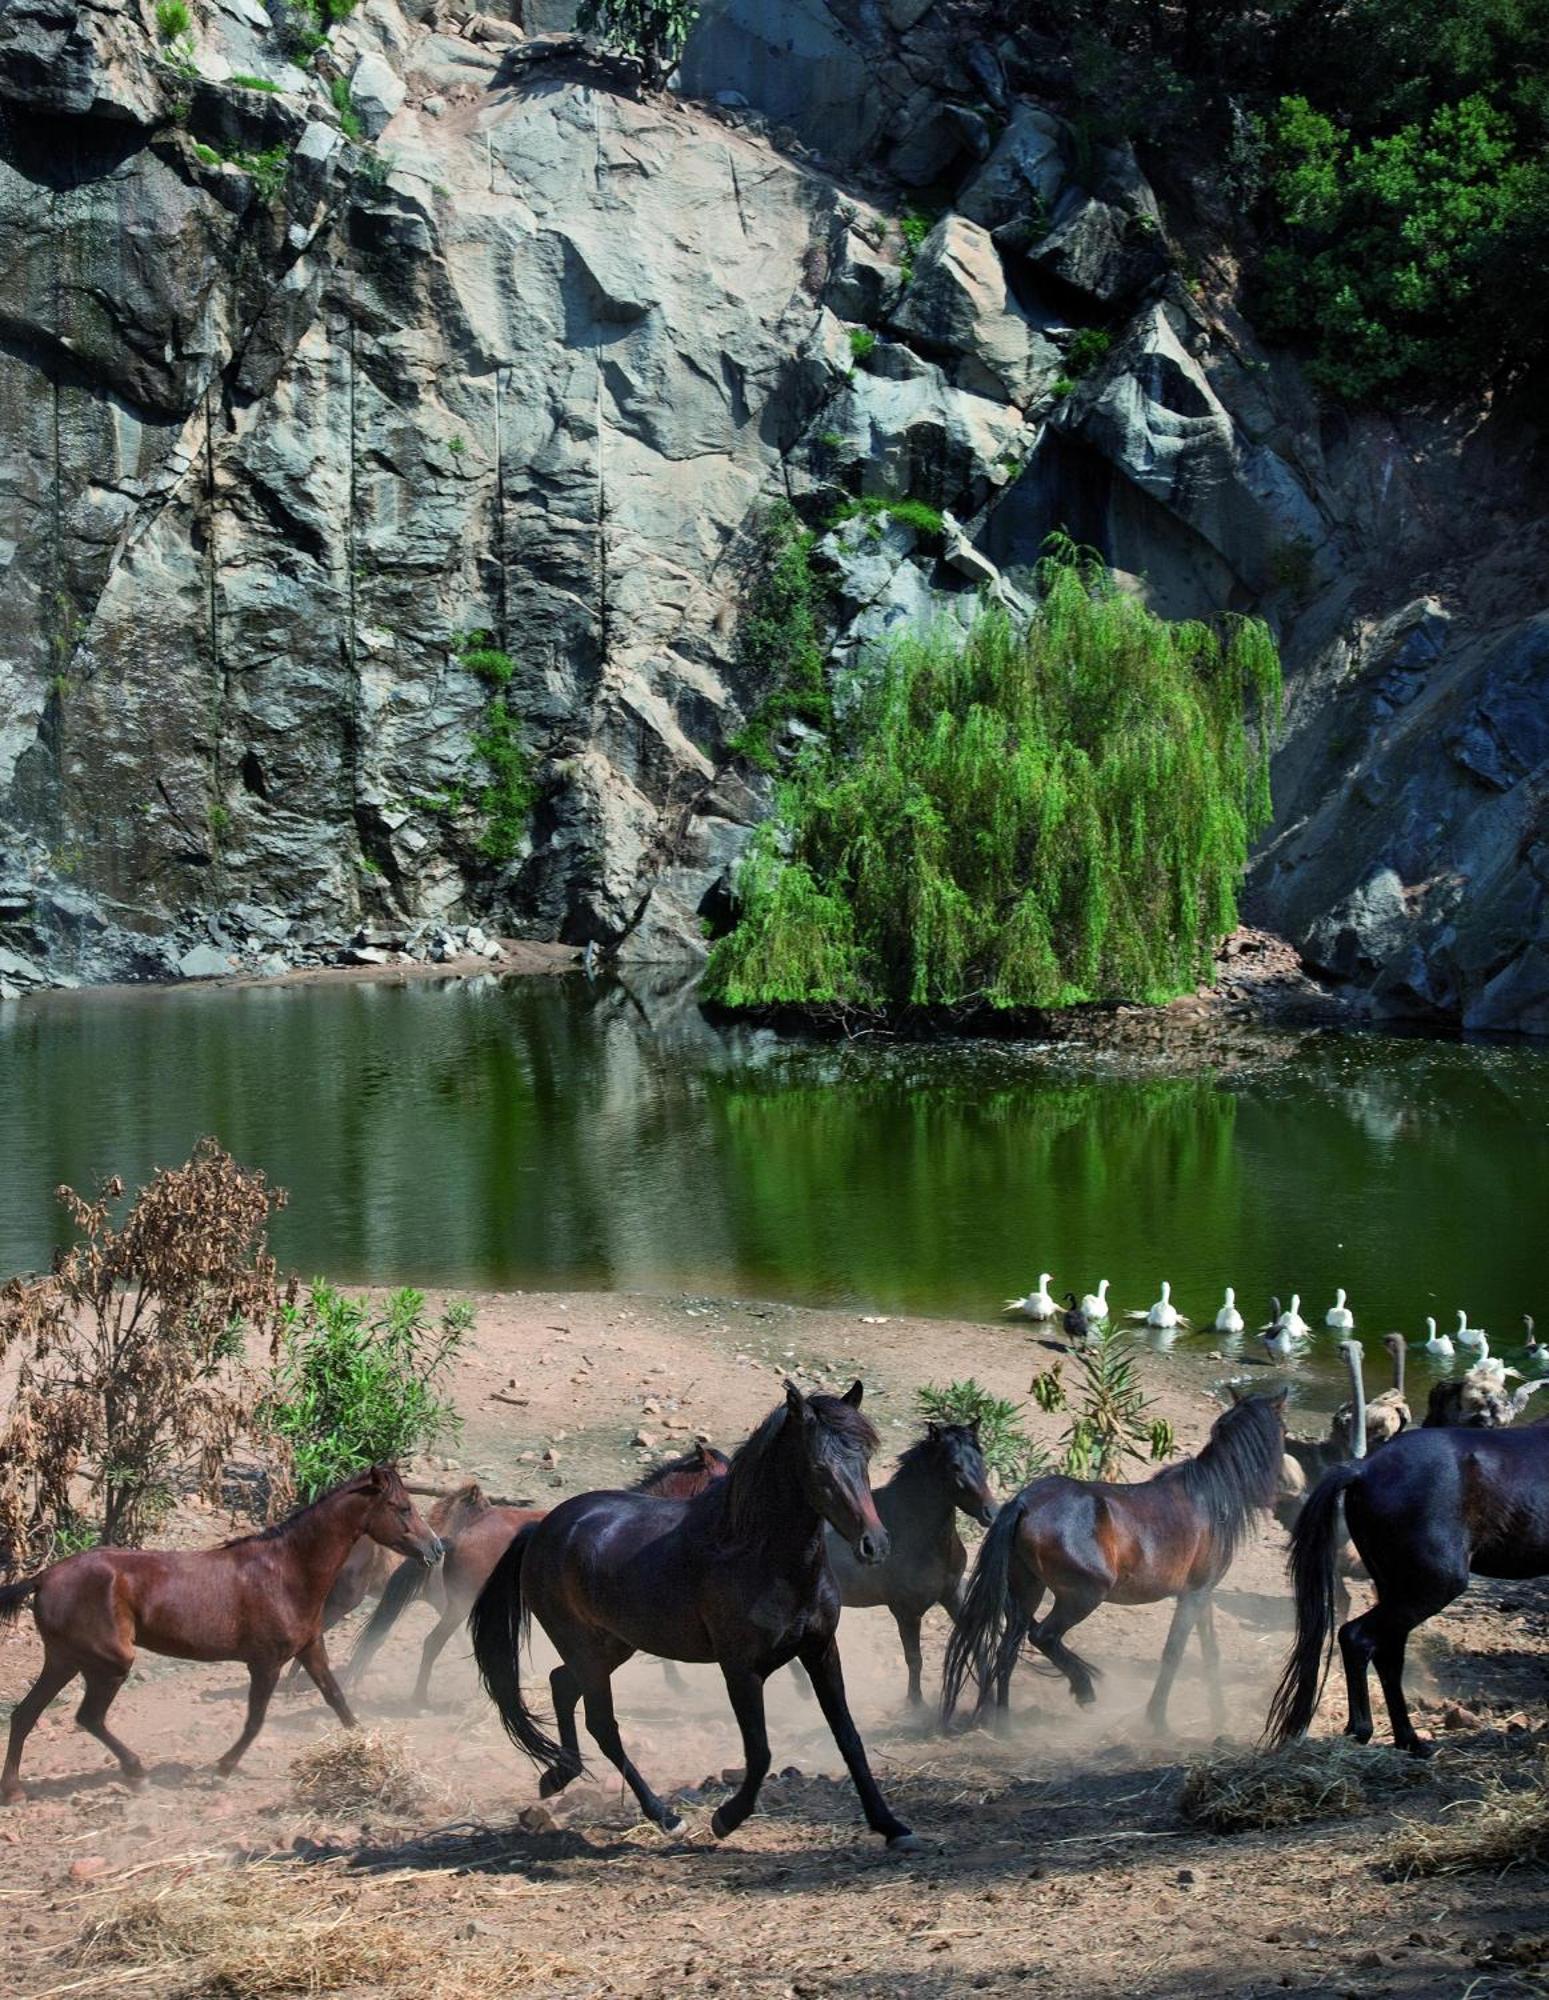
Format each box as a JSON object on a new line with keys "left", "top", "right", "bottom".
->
{"left": 193, "top": 141, "right": 221, "bottom": 166}
{"left": 847, "top": 326, "right": 877, "bottom": 363}
{"left": 1254, "top": 88, "right": 1549, "bottom": 397}
{"left": 447, "top": 434, "right": 466, "bottom": 456}
{"left": 1064, "top": 327, "right": 1113, "bottom": 379}
{"left": 155, "top": 0, "right": 191, "bottom": 42}
{"left": 898, "top": 207, "right": 933, "bottom": 283}
{"left": 1049, "top": 375, "right": 1076, "bottom": 401}
{"left": 473, "top": 699, "right": 536, "bottom": 862}
{"left": 1029, "top": 1325, "right": 1175, "bottom": 1480}
{"left": 208, "top": 803, "right": 231, "bottom": 838}
{"left": 704, "top": 539, "right": 1281, "bottom": 1014}
{"left": 330, "top": 74, "right": 363, "bottom": 141}
{"left": 914, "top": 1379, "right": 1046, "bottom": 1490}
{"left": 724, "top": 502, "right": 830, "bottom": 774}
{"left": 263, "top": 1283, "right": 471, "bottom": 1502}
{"left": 229, "top": 72, "right": 281, "bottom": 92}
{"left": 575, "top": 0, "right": 695, "bottom": 86}
{"left": 455, "top": 630, "right": 515, "bottom": 686}
{"left": 828, "top": 494, "right": 945, "bottom": 544}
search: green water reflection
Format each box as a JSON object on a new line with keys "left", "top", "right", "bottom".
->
{"left": 2, "top": 972, "right": 1546, "bottom": 1402}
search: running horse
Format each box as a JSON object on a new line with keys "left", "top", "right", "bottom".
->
{"left": 469, "top": 1381, "right": 919, "bottom": 1849}
{"left": 0, "top": 1464, "right": 442, "bottom": 1801}
{"left": 942, "top": 1390, "right": 1286, "bottom": 1732}
{"left": 345, "top": 1444, "right": 730, "bottom": 1706}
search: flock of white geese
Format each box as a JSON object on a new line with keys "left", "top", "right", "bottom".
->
{"left": 1005, "top": 1273, "right": 1548, "bottom": 1382}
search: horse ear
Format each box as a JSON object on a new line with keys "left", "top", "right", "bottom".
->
{"left": 842, "top": 1379, "right": 864, "bottom": 1407}
{"left": 968, "top": 1419, "right": 982, "bottom": 1444}
{"left": 784, "top": 1379, "right": 810, "bottom": 1423}
{"left": 1225, "top": 1383, "right": 1244, "bottom": 1404}
{"left": 925, "top": 1420, "right": 941, "bottom": 1440}
{"left": 363, "top": 1464, "right": 389, "bottom": 1491}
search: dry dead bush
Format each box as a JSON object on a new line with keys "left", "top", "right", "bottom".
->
{"left": 1385, "top": 1753, "right": 1549, "bottom": 1877}
{"left": 290, "top": 1729, "right": 440, "bottom": 1817}
{"left": 0, "top": 1139, "right": 285, "bottom": 1561}
{"left": 1179, "top": 1738, "right": 1427, "bottom": 1833}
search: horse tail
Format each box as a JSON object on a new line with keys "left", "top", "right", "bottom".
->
{"left": 467, "top": 1524, "right": 570, "bottom": 1773}
{"left": 0, "top": 1574, "right": 40, "bottom": 1627}
{"left": 941, "top": 1491, "right": 1030, "bottom": 1725}
{"left": 1264, "top": 1460, "right": 1362, "bottom": 1744}
{"left": 345, "top": 1552, "right": 433, "bottom": 1686}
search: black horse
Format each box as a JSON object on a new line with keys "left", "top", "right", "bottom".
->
{"left": 1267, "top": 1424, "right": 1549, "bottom": 1755}
{"left": 468, "top": 1381, "right": 919, "bottom": 1849}
{"left": 801, "top": 1422, "right": 996, "bottom": 1708}
{"left": 943, "top": 1391, "right": 1286, "bottom": 1732}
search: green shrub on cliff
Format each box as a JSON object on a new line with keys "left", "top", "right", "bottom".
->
{"left": 704, "top": 541, "right": 1281, "bottom": 1014}
{"left": 576, "top": 0, "right": 695, "bottom": 88}
{"left": 724, "top": 503, "right": 830, "bottom": 774}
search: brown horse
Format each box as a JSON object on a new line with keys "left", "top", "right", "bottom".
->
{"left": 0, "top": 1465, "right": 442, "bottom": 1802}
{"left": 942, "top": 1391, "right": 1286, "bottom": 1733}
{"left": 346, "top": 1444, "right": 730, "bottom": 1706}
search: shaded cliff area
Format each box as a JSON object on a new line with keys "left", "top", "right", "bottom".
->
{"left": 1, "top": 0, "right": 1545, "bottom": 1027}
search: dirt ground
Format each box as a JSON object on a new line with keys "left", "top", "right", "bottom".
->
{"left": 3, "top": 1289, "right": 1545, "bottom": 1999}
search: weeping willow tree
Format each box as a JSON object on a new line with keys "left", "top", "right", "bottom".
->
{"left": 704, "top": 543, "right": 1282, "bottom": 1012}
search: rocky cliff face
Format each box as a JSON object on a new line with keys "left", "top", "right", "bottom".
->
{"left": 1, "top": 0, "right": 1545, "bottom": 1027}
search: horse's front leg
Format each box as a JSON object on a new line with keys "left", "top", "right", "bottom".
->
{"left": 892, "top": 1610, "right": 926, "bottom": 1707}
{"left": 295, "top": 1636, "right": 359, "bottom": 1730}
{"left": 710, "top": 1665, "right": 772, "bottom": 1838}
{"left": 1146, "top": 1590, "right": 1204, "bottom": 1732}
{"left": 798, "top": 1634, "right": 918, "bottom": 1851}
{"left": 1193, "top": 1592, "right": 1226, "bottom": 1734}
{"left": 214, "top": 1658, "right": 283, "bottom": 1777}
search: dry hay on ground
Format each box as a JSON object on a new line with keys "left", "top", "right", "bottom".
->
{"left": 1385, "top": 1752, "right": 1549, "bottom": 1878}
{"left": 1178, "top": 1738, "right": 1429, "bottom": 1833}
{"left": 289, "top": 1728, "right": 439, "bottom": 1817}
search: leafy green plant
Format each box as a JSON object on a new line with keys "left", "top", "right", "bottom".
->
{"left": 455, "top": 631, "right": 515, "bottom": 686}
{"left": 262, "top": 1283, "right": 471, "bottom": 1502}
{"left": 234, "top": 144, "right": 290, "bottom": 202}
{"left": 229, "top": 72, "right": 281, "bottom": 92}
{"left": 704, "top": 537, "right": 1282, "bottom": 1014}
{"left": 473, "top": 699, "right": 536, "bottom": 862}
{"left": 723, "top": 502, "right": 830, "bottom": 774}
{"left": 447, "top": 434, "right": 466, "bottom": 456}
{"left": 827, "top": 494, "right": 945, "bottom": 544}
{"left": 330, "top": 73, "right": 363, "bottom": 142}
{"left": 1030, "top": 1326, "right": 1175, "bottom": 1480}
{"left": 914, "top": 1380, "right": 1046, "bottom": 1489}
{"left": 898, "top": 207, "right": 933, "bottom": 284}
{"left": 208, "top": 803, "right": 231, "bottom": 838}
{"left": 1049, "top": 375, "right": 1076, "bottom": 400}
{"left": 155, "top": 0, "right": 192, "bottom": 41}
{"left": 575, "top": 0, "right": 695, "bottom": 87}
{"left": 847, "top": 326, "right": 877, "bottom": 363}
{"left": 1064, "top": 327, "right": 1113, "bottom": 379}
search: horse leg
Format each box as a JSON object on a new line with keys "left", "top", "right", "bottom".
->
{"left": 575, "top": 1661, "right": 681, "bottom": 1832}
{"left": 294, "top": 1638, "right": 358, "bottom": 1731}
{"left": 991, "top": 1599, "right": 1033, "bottom": 1721}
{"left": 214, "top": 1659, "right": 283, "bottom": 1777}
{"left": 797, "top": 1634, "right": 915, "bottom": 1849}
{"left": 75, "top": 1664, "right": 147, "bottom": 1790}
{"left": 1367, "top": 1573, "right": 1466, "bottom": 1757}
{"left": 893, "top": 1610, "right": 925, "bottom": 1707}
{"left": 538, "top": 1665, "right": 585, "bottom": 1799}
{"left": 709, "top": 1666, "right": 772, "bottom": 1838}
{"left": 2, "top": 1653, "right": 79, "bottom": 1803}
{"left": 411, "top": 1607, "right": 462, "bottom": 1710}
{"left": 1146, "top": 1591, "right": 1205, "bottom": 1733}
{"left": 1030, "top": 1586, "right": 1104, "bottom": 1708}
{"left": 1193, "top": 1593, "right": 1226, "bottom": 1734}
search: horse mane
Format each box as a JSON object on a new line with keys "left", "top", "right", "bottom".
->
{"left": 719, "top": 1394, "right": 878, "bottom": 1549}
{"left": 221, "top": 1464, "right": 387, "bottom": 1547}
{"left": 1172, "top": 1393, "right": 1285, "bottom": 1569}
{"left": 633, "top": 1445, "right": 727, "bottom": 1493}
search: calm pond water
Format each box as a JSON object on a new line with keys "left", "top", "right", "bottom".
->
{"left": 3, "top": 969, "right": 1547, "bottom": 1406}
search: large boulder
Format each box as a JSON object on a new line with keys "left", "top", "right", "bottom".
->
{"left": 889, "top": 216, "right": 1059, "bottom": 408}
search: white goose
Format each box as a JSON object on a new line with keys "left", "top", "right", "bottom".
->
{"left": 1005, "top": 1273, "right": 1058, "bottom": 1320}
{"left": 1275, "top": 1294, "right": 1310, "bottom": 1341}
{"left": 1081, "top": 1278, "right": 1111, "bottom": 1324}
{"left": 1455, "top": 1310, "right": 1487, "bottom": 1355}
{"left": 1126, "top": 1280, "right": 1190, "bottom": 1332}
{"left": 1325, "top": 1288, "right": 1354, "bottom": 1332}
{"left": 1421, "top": 1314, "right": 1453, "bottom": 1359}
{"left": 1523, "top": 1315, "right": 1548, "bottom": 1374}
{"left": 1214, "top": 1286, "right": 1244, "bottom": 1335}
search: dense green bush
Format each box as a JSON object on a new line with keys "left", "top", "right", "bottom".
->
{"left": 575, "top": 0, "right": 695, "bottom": 87}
{"left": 828, "top": 495, "right": 946, "bottom": 544}
{"left": 473, "top": 699, "right": 535, "bottom": 863}
{"left": 705, "top": 541, "right": 1280, "bottom": 1013}
{"left": 263, "top": 1283, "right": 471, "bottom": 1500}
{"left": 724, "top": 503, "right": 830, "bottom": 774}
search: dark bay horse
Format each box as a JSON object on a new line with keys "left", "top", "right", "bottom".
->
{"left": 469, "top": 1382, "right": 918, "bottom": 1849}
{"left": 802, "top": 1422, "right": 996, "bottom": 1708}
{"left": 0, "top": 1465, "right": 442, "bottom": 1802}
{"left": 346, "top": 1445, "right": 730, "bottom": 1706}
{"left": 942, "top": 1391, "right": 1286, "bottom": 1732}
{"left": 1267, "top": 1424, "right": 1549, "bottom": 1756}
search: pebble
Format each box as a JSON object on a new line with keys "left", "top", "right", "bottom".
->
{"left": 67, "top": 1855, "right": 107, "bottom": 1883}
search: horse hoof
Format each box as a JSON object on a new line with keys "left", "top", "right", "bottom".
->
{"left": 1406, "top": 1736, "right": 1437, "bottom": 1761}
{"left": 886, "top": 1831, "right": 924, "bottom": 1854}
{"left": 124, "top": 1769, "right": 149, "bottom": 1794}
{"left": 710, "top": 1805, "right": 735, "bottom": 1839}
{"left": 661, "top": 1811, "right": 684, "bottom": 1834}
{"left": 0, "top": 1786, "right": 25, "bottom": 1808}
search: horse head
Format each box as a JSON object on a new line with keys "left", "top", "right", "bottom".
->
{"left": 357, "top": 1465, "right": 445, "bottom": 1566}
{"left": 785, "top": 1380, "right": 889, "bottom": 1565}
{"left": 924, "top": 1420, "right": 998, "bottom": 1526}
